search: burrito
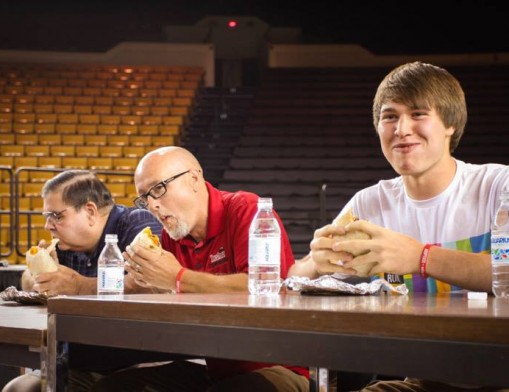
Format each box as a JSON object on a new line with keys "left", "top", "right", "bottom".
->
{"left": 130, "top": 226, "right": 161, "bottom": 251}
{"left": 26, "top": 238, "right": 59, "bottom": 276}
{"left": 329, "top": 209, "right": 376, "bottom": 277}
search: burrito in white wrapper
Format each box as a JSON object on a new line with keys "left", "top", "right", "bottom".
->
{"left": 130, "top": 227, "right": 161, "bottom": 251}
{"left": 26, "top": 238, "right": 59, "bottom": 276}
{"left": 329, "top": 209, "right": 376, "bottom": 277}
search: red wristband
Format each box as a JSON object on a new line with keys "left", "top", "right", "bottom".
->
{"left": 175, "top": 267, "right": 187, "bottom": 293}
{"left": 420, "top": 244, "right": 433, "bottom": 278}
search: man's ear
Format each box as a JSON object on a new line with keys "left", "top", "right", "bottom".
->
{"left": 84, "top": 202, "right": 99, "bottom": 225}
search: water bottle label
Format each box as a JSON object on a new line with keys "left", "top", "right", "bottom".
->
{"left": 98, "top": 266, "right": 124, "bottom": 291}
{"left": 248, "top": 237, "right": 280, "bottom": 265}
{"left": 491, "top": 236, "right": 509, "bottom": 263}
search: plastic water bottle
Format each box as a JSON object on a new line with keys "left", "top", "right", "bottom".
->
{"left": 248, "top": 198, "right": 281, "bottom": 295}
{"left": 97, "top": 234, "right": 124, "bottom": 295}
{"left": 491, "top": 191, "right": 509, "bottom": 298}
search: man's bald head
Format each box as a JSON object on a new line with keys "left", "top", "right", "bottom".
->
{"left": 135, "top": 146, "right": 203, "bottom": 179}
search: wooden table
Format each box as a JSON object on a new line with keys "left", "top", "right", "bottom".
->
{"left": 0, "top": 300, "right": 47, "bottom": 370}
{"left": 47, "top": 292, "right": 509, "bottom": 391}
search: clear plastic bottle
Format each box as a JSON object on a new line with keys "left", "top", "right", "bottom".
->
{"left": 248, "top": 198, "right": 281, "bottom": 295}
{"left": 97, "top": 234, "right": 124, "bottom": 295}
{"left": 491, "top": 191, "right": 509, "bottom": 298}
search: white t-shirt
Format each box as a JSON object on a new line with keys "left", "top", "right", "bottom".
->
{"left": 337, "top": 160, "right": 509, "bottom": 292}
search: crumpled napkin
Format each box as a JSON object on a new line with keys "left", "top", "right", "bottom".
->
{"left": 284, "top": 274, "right": 409, "bottom": 296}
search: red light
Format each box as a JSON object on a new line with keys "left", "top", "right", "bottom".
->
{"left": 227, "top": 20, "right": 238, "bottom": 28}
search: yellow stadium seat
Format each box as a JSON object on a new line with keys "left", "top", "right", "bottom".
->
{"left": 158, "top": 88, "right": 177, "bottom": 97}
{"left": 0, "top": 134, "right": 15, "bottom": 144}
{"left": 0, "top": 123, "right": 12, "bottom": 133}
{"left": 0, "top": 102, "right": 12, "bottom": 113}
{"left": 123, "top": 146, "right": 144, "bottom": 158}
{"left": 162, "top": 81, "right": 179, "bottom": 89}
{"left": 62, "top": 134, "right": 84, "bottom": 145}
{"left": 153, "top": 97, "right": 172, "bottom": 106}
{"left": 13, "top": 123, "right": 35, "bottom": 133}
{"left": 39, "top": 156, "right": 62, "bottom": 168}
{"left": 56, "top": 124, "right": 77, "bottom": 134}
{"left": 0, "top": 113, "right": 13, "bottom": 123}
{"left": 151, "top": 106, "right": 169, "bottom": 116}
{"left": 14, "top": 156, "right": 38, "bottom": 167}
{"left": 0, "top": 94, "right": 13, "bottom": 103}
{"left": 159, "top": 125, "right": 180, "bottom": 136}
{"left": 14, "top": 104, "right": 34, "bottom": 113}
{"left": 35, "top": 95, "right": 55, "bottom": 104}
{"left": 55, "top": 96, "right": 75, "bottom": 105}
{"left": 133, "top": 97, "right": 152, "bottom": 106}
{"left": 129, "top": 135, "right": 151, "bottom": 146}
{"left": 44, "top": 87, "right": 63, "bottom": 95}
{"left": 162, "top": 116, "right": 183, "bottom": 125}
{"left": 17, "top": 134, "right": 40, "bottom": 146}
{"left": 39, "top": 134, "right": 61, "bottom": 145}
{"left": 88, "top": 80, "right": 107, "bottom": 88}
{"left": 30, "top": 171, "right": 54, "bottom": 183}
{"left": 31, "top": 198, "right": 45, "bottom": 211}
{"left": 76, "top": 124, "right": 97, "bottom": 135}
{"left": 112, "top": 106, "right": 131, "bottom": 115}
{"left": 173, "top": 97, "right": 192, "bottom": 107}
{"left": 142, "top": 116, "right": 162, "bottom": 125}
{"left": 113, "top": 157, "right": 137, "bottom": 171}
{"left": 75, "top": 96, "right": 94, "bottom": 105}
{"left": 1, "top": 145, "right": 24, "bottom": 156}
{"left": 25, "top": 145, "right": 48, "bottom": 156}
{"left": 102, "top": 88, "right": 120, "bottom": 97}
{"left": 34, "top": 104, "right": 54, "bottom": 114}
{"left": 101, "top": 115, "right": 120, "bottom": 125}
{"left": 36, "top": 113, "right": 57, "bottom": 124}
{"left": 54, "top": 104, "right": 73, "bottom": 114}
{"left": 93, "top": 105, "right": 112, "bottom": 115}
{"left": 97, "top": 124, "right": 117, "bottom": 135}
{"left": 152, "top": 136, "right": 172, "bottom": 146}
{"left": 58, "top": 114, "right": 79, "bottom": 124}
{"left": 178, "top": 89, "right": 196, "bottom": 98}
{"left": 100, "top": 146, "right": 123, "bottom": 157}
{"left": 68, "top": 80, "right": 87, "bottom": 88}
{"left": 62, "top": 157, "right": 87, "bottom": 169}
{"left": 107, "top": 135, "right": 129, "bottom": 146}
{"left": 76, "top": 146, "right": 99, "bottom": 157}
{"left": 84, "top": 135, "right": 107, "bottom": 146}
{"left": 51, "top": 145, "right": 76, "bottom": 156}
{"left": 82, "top": 87, "right": 101, "bottom": 96}
{"left": 80, "top": 114, "right": 100, "bottom": 124}
{"left": 95, "top": 96, "right": 114, "bottom": 105}
{"left": 140, "top": 89, "right": 157, "bottom": 98}
{"left": 117, "top": 124, "right": 138, "bottom": 135}
{"left": 34, "top": 123, "right": 56, "bottom": 134}
{"left": 132, "top": 107, "right": 151, "bottom": 116}
{"left": 107, "top": 183, "right": 126, "bottom": 197}
{"left": 88, "top": 157, "right": 113, "bottom": 170}
{"left": 114, "top": 97, "right": 133, "bottom": 106}
{"left": 74, "top": 105, "right": 93, "bottom": 114}
{"left": 121, "top": 115, "right": 141, "bottom": 125}
{"left": 139, "top": 125, "right": 158, "bottom": 135}
{"left": 14, "top": 113, "right": 36, "bottom": 123}
{"left": 63, "top": 87, "right": 83, "bottom": 96}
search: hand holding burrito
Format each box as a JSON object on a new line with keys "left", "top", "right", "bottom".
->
{"left": 329, "top": 209, "right": 376, "bottom": 277}
{"left": 26, "top": 238, "right": 59, "bottom": 277}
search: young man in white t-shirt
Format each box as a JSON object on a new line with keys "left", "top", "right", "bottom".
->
{"left": 290, "top": 61, "right": 509, "bottom": 391}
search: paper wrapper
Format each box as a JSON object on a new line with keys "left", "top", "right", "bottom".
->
{"left": 284, "top": 274, "right": 409, "bottom": 296}
{"left": 26, "top": 239, "right": 59, "bottom": 276}
{"left": 131, "top": 227, "right": 161, "bottom": 251}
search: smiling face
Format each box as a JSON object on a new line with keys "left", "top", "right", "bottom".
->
{"left": 377, "top": 101, "right": 455, "bottom": 177}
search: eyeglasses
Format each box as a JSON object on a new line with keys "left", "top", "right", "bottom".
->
{"left": 133, "top": 170, "right": 190, "bottom": 209}
{"left": 42, "top": 209, "right": 67, "bottom": 224}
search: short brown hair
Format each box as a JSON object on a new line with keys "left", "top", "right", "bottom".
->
{"left": 372, "top": 62, "right": 467, "bottom": 152}
{"left": 42, "top": 170, "right": 114, "bottom": 211}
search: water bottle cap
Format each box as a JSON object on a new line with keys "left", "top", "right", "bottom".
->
{"left": 105, "top": 234, "right": 119, "bottom": 242}
{"left": 258, "top": 197, "right": 273, "bottom": 208}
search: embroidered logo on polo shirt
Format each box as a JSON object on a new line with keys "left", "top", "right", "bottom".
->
{"left": 209, "top": 247, "right": 228, "bottom": 266}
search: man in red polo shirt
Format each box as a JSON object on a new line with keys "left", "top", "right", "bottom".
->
{"left": 90, "top": 146, "right": 309, "bottom": 392}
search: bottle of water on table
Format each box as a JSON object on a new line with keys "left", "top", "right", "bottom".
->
{"left": 491, "top": 191, "right": 509, "bottom": 298}
{"left": 97, "top": 234, "right": 124, "bottom": 295}
{"left": 248, "top": 197, "right": 281, "bottom": 295}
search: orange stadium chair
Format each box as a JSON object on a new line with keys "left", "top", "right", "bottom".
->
{"left": 0, "top": 134, "right": 15, "bottom": 144}
{"left": 153, "top": 97, "right": 172, "bottom": 106}
{"left": 55, "top": 96, "right": 75, "bottom": 105}
{"left": 13, "top": 123, "right": 35, "bottom": 133}
{"left": 94, "top": 105, "right": 112, "bottom": 115}
{"left": 97, "top": 124, "right": 117, "bottom": 135}
{"left": 128, "top": 135, "right": 151, "bottom": 146}
{"left": 36, "top": 113, "right": 57, "bottom": 124}
{"left": 100, "top": 146, "right": 122, "bottom": 157}
{"left": 17, "top": 134, "right": 39, "bottom": 145}
{"left": 51, "top": 145, "right": 76, "bottom": 156}
{"left": 35, "top": 123, "right": 56, "bottom": 134}
{"left": 117, "top": 124, "right": 138, "bottom": 135}
{"left": 76, "top": 124, "right": 98, "bottom": 135}
{"left": 56, "top": 124, "right": 77, "bottom": 134}
{"left": 159, "top": 125, "right": 180, "bottom": 136}
{"left": 63, "top": 87, "right": 83, "bottom": 96}
{"left": 95, "top": 96, "right": 114, "bottom": 106}
{"left": 39, "top": 156, "right": 62, "bottom": 168}
{"left": 112, "top": 106, "right": 131, "bottom": 115}
{"left": 74, "top": 105, "right": 93, "bottom": 114}
{"left": 138, "top": 125, "right": 158, "bottom": 135}
{"left": 68, "top": 79, "right": 87, "bottom": 88}
{"left": 39, "top": 134, "right": 61, "bottom": 145}
{"left": 75, "top": 96, "right": 94, "bottom": 105}
{"left": 82, "top": 87, "right": 101, "bottom": 96}
{"left": 0, "top": 102, "right": 12, "bottom": 113}
{"left": 158, "top": 88, "right": 177, "bottom": 97}
{"left": 35, "top": 95, "right": 55, "bottom": 104}
{"left": 84, "top": 135, "right": 107, "bottom": 146}
{"left": 106, "top": 135, "right": 129, "bottom": 146}
{"left": 58, "top": 113, "right": 79, "bottom": 124}
{"left": 14, "top": 103, "right": 34, "bottom": 113}
{"left": 25, "top": 145, "right": 49, "bottom": 156}
{"left": 162, "top": 116, "right": 183, "bottom": 125}
{"left": 152, "top": 136, "right": 171, "bottom": 146}
{"left": 54, "top": 104, "right": 73, "bottom": 114}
